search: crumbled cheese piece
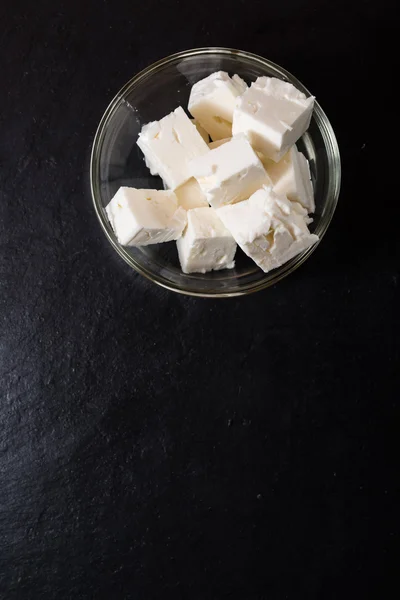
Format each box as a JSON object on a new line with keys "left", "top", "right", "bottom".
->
{"left": 189, "top": 71, "right": 247, "bottom": 141}
{"left": 190, "top": 134, "right": 271, "bottom": 209}
{"left": 266, "top": 145, "right": 315, "bottom": 212}
{"left": 232, "top": 76, "right": 314, "bottom": 162}
{"left": 105, "top": 187, "right": 186, "bottom": 246}
{"left": 177, "top": 207, "right": 236, "bottom": 273}
{"left": 217, "top": 185, "right": 318, "bottom": 272}
{"left": 137, "top": 106, "right": 209, "bottom": 190}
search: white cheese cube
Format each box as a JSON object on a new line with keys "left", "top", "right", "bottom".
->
{"left": 137, "top": 107, "right": 209, "bottom": 190}
{"left": 232, "top": 77, "right": 314, "bottom": 162}
{"left": 189, "top": 72, "right": 247, "bottom": 141}
{"left": 217, "top": 186, "right": 318, "bottom": 272}
{"left": 266, "top": 145, "right": 315, "bottom": 213}
{"left": 105, "top": 187, "right": 187, "bottom": 246}
{"left": 177, "top": 207, "right": 236, "bottom": 274}
{"left": 208, "top": 137, "right": 231, "bottom": 149}
{"left": 190, "top": 135, "right": 271, "bottom": 209}
{"left": 175, "top": 178, "right": 209, "bottom": 210}
{"left": 191, "top": 119, "right": 210, "bottom": 143}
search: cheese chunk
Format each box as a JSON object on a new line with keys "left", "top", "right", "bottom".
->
{"left": 190, "top": 135, "right": 271, "bottom": 209}
{"left": 208, "top": 137, "right": 231, "bottom": 149}
{"left": 189, "top": 72, "right": 247, "bottom": 141}
{"left": 217, "top": 186, "right": 318, "bottom": 272}
{"left": 177, "top": 207, "right": 236, "bottom": 273}
{"left": 105, "top": 187, "right": 187, "bottom": 246}
{"left": 175, "top": 178, "right": 209, "bottom": 210}
{"left": 267, "top": 145, "right": 315, "bottom": 213}
{"left": 191, "top": 119, "right": 210, "bottom": 143}
{"left": 232, "top": 77, "right": 314, "bottom": 162}
{"left": 291, "top": 201, "right": 314, "bottom": 225}
{"left": 137, "top": 107, "right": 209, "bottom": 190}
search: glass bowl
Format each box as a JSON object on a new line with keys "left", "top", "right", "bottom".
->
{"left": 90, "top": 48, "right": 340, "bottom": 297}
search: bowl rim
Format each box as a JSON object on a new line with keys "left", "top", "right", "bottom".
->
{"left": 90, "top": 47, "right": 341, "bottom": 298}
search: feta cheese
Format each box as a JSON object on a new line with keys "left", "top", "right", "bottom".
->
{"left": 191, "top": 119, "right": 210, "bottom": 143}
{"left": 175, "top": 177, "right": 209, "bottom": 210}
{"left": 255, "top": 151, "right": 274, "bottom": 170}
{"left": 177, "top": 207, "right": 236, "bottom": 273}
{"left": 291, "top": 200, "right": 314, "bottom": 225}
{"left": 189, "top": 71, "right": 247, "bottom": 141}
{"left": 232, "top": 74, "right": 248, "bottom": 93}
{"left": 208, "top": 137, "right": 231, "bottom": 149}
{"left": 217, "top": 186, "right": 318, "bottom": 272}
{"left": 266, "top": 145, "right": 315, "bottom": 212}
{"left": 190, "top": 134, "right": 271, "bottom": 209}
{"left": 232, "top": 76, "right": 314, "bottom": 162}
{"left": 105, "top": 187, "right": 187, "bottom": 246}
{"left": 137, "top": 106, "right": 209, "bottom": 190}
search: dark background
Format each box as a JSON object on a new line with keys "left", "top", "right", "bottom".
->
{"left": 0, "top": 0, "right": 398, "bottom": 598}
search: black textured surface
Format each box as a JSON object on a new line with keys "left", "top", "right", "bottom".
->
{"left": 0, "top": 1, "right": 398, "bottom": 598}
